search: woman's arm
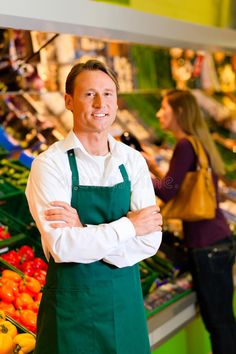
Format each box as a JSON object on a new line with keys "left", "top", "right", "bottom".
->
{"left": 154, "top": 139, "right": 197, "bottom": 202}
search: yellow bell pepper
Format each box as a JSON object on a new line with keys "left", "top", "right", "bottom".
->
{"left": 0, "top": 321, "right": 18, "bottom": 339}
{"left": 0, "top": 333, "right": 13, "bottom": 354}
{"left": 13, "top": 333, "right": 36, "bottom": 354}
{"left": 0, "top": 310, "right": 6, "bottom": 323}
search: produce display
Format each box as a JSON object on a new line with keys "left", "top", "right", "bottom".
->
{"left": 0, "top": 160, "right": 29, "bottom": 191}
{"left": 1, "top": 245, "right": 47, "bottom": 286}
{"left": 0, "top": 225, "right": 10, "bottom": 241}
{"left": 0, "top": 27, "right": 235, "bottom": 340}
{"left": 0, "top": 269, "right": 41, "bottom": 333}
{"left": 0, "top": 211, "right": 27, "bottom": 247}
{"left": 0, "top": 310, "right": 36, "bottom": 353}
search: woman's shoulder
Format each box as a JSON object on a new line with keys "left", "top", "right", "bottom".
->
{"left": 175, "top": 137, "right": 196, "bottom": 154}
{"left": 172, "top": 137, "right": 197, "bottom": 168}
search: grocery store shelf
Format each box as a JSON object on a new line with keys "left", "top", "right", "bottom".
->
{"left": 1, "top": 0, "right": 236, "bottom": 52}
{"left": 148, "top": 291, "right": 197, "bottom": 350}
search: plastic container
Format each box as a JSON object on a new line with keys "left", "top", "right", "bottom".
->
{"left": 0, "top": 209, "right": 28, "bottom": 249}
{"left": 0, "top": 194, "right": 41, "bottom": 248}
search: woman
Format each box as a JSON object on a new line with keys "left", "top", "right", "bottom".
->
{"left": 147, "top": 89, "right": 236, "bottom": 354}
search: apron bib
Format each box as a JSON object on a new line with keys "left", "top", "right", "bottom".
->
{"left": 34, "top": 149, "right": 150, "bottom": 354}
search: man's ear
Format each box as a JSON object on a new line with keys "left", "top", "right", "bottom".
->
{"left": 65, "top": 94, "right": 73, "bottom": 111}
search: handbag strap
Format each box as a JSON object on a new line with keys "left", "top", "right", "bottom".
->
{"left": 186, "top": 136, "right": 210, "bottom": 170}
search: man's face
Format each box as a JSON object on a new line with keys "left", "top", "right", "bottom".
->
{"left": 65, "top": 70, "right": 118, "bottom": 134}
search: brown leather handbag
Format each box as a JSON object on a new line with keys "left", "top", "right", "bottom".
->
{"left": 161, "top": 136, "right": 216, "bottom": 221}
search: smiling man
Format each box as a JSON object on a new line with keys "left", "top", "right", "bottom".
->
{"left": 26, "top": 59, "right": 162, "bottom": 354}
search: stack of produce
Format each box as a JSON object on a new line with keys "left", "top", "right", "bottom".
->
{"left": 0, "top": 309, "right": 36, "bottom": 354}
{"left": 1, "top": 245, "right": 47, "bottom": 286}
{"left": 0, "top": 159, "right": 29, "bottom": 191}
{"left": 0, "top": 269, "right": 42, "bottom": 333}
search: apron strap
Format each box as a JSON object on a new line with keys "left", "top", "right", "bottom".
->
{"left": 119, "top": 164, "right": 129, "bottom": 182}
{"left": 67, "top": 149, "right": 79, "bottom": 209}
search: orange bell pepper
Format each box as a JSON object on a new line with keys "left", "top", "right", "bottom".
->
{"left": 1, "top": 270, "right": 21, "bottom": 283}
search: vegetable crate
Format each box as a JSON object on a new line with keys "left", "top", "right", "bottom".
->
{"left": 0, "top": 159, "right": 30, "bottom": 196}
{"left": 0, "top": 193, "right": 37, "bottom": 234}
{"left": 0, "top": 236, "right": 48, "bottom": 345}
{"left": 0, "top": 209, "right": 28, "bottom": 249}
{"left": 139, "top": 261, "right": 158, "bottom": 296}
{"left": 0, "top": 258, "right": 37, "bottom": 353}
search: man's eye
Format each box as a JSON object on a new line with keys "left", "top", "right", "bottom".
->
{"left": 104, "top": 92, "right": 112, "bottom": 96}
{"left": 86, "top": 92, "right": 95, "bottom": 97}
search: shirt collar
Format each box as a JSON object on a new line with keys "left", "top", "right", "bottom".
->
{"left": 60, "top": 130, "right": 119, "bottom": 156}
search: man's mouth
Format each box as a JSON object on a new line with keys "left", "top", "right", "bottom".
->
{"left": 92, "top": 113, "right": 107, "bottom": 118}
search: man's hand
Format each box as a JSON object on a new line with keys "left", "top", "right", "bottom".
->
{"left": 44, "top": 201, "right": 83, "bottom": 228}
{"left": 127, "top": 205, "right": 162, "bottom": 236}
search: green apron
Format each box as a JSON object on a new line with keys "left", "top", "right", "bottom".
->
{"left": 34, "top": 149, "right": 150, "bottom": 354}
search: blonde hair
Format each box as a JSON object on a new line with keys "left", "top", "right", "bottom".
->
{"left": 165, "top": 89, "right": 225, "bottom": 175}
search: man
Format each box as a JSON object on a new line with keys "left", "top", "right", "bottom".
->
{"left": 26, "top": 59, "right": 162, "bottom": 354}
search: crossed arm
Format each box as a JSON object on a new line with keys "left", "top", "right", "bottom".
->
{"left": 45, "top": 201, "right": 162, "bottom": 235}
{"left": 26, "top": 155, "right": 162, "bottom": 267}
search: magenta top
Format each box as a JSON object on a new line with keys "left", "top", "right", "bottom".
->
{"left": 153, "top": 138, "right": 231, "bottom": 248}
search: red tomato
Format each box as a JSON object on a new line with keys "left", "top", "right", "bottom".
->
{"left": 20, "top": 261, "right": 35, "bottom": 276}
{"left": 32, "top": 257, "right": 48, "bottom": 270}
{"left": 33, "top": 269, "right": 47, "bottom": 286}
{"left": 1, "top": 251, "right": 21, "bottom": 267}
{"left": 0, "top": 225, "right": 10, "bottom": 240}
{"left": 18, "top": 245, "right": 35, "bottom": 262}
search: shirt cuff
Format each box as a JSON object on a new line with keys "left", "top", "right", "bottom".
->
{"left": 109, "top": 217, "right": 136, "bottom": 243}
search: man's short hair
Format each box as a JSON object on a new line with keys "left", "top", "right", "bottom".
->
{"left": 65, "top": 59, "right": 119, "bottom": 95}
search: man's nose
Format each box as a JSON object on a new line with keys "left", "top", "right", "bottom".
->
{"left": 93, "top": 94, "right": 104, "bottom": 107}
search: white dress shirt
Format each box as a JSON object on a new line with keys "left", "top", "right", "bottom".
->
{"left": 26, "top": 130, "right": 162, "bottom": 267}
